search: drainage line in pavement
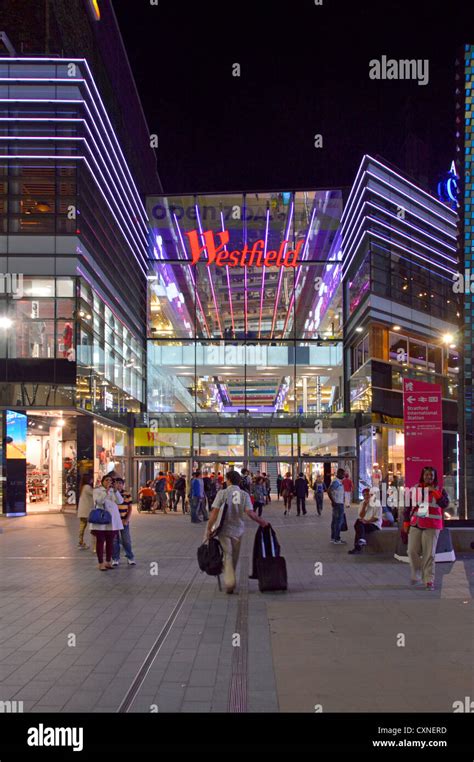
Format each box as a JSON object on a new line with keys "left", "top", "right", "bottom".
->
{"left": 117, "top": 571, "right": 199, "bottom": 713}
{"left": 228, "top": 552, "right": 249, "bottom": 713}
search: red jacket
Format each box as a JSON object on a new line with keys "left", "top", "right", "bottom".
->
{"left": 410, "top": 485, "right": 447, "bottom": 530}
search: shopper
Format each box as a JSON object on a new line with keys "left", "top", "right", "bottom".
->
{"left": 166, "top": 471, "right": 176, "bottom": 510}
{"left": 112, "top": 477, "right": 136, "bottom": 566}
{"left": 276, "top": 473, "right": 283, "bottom": 500}
{"left": 281, "top": 472, "right": 295, "bottom": 515}
{"left": 204, "top": 472, "right": 218, "bottom": 512}
{"left": 240, "top": 468, "right": 252, "bottom": 494}
{"left": 90, "top": 475, "right": 124, "bottom": 571}
{"left": 313, "top": 475, "right": 325, "bottom": 515}
{"left": 139, "top": 480, "right": 156, "bottom": 511}
{"left": 348, "top": 487, "right": 382, "bottom": 554}
{"left": 154, "top": 472, "right": 167, "bottom": 512}
{"left": 294, "top": 472, "right": 309, "bottom": 516}
{"left": 262, "top": 472, "right": 271, "bottom": 504}
{"left": 343, "top": 471, "right": 354, "bottom": 509}
{"left": 251, "top": 475, "right": 267, "bottom": 517}
{"left": 205, "top": 470, "right": 268, "bottom": 594}
{"left": 328, "top": 467, "right": 346, "bottom": 544}
{"left": 77, "top": 473, "right": 94, "bottom": 549}
{"left": 174, "top": 473, "right": 187, "bottom": 513}
{"left": 405, "top": 466, "right": 449, "bottom": 590}
{"left": 190, "top": 470, "right": 205, "bottom": 524}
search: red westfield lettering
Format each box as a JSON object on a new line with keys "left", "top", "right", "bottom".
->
{"left": 185, "top": 229, "right": 304, "bottom": 267}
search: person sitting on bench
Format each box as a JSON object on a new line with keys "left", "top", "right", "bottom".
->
{"left": 348, "top": 488, "right": 382, "bottom": 554}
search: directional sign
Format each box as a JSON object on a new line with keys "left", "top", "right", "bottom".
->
{"left": 403, "top": 379, "right": 443, "bottom": 489}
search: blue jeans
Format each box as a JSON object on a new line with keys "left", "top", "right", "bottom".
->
{"left": 191, "top": 496, "right": 201, "bottom": 522}
{"left": 112, "top": 524, "right": 134, "bottom": 561}
{"left": 331, "top": 503, "right": 344, "bottom": 541}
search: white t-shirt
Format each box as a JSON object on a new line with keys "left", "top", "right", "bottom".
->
{"left": 358, "top": 500, "right": 382, "bottom": 528}
{"left": 211, "top": 485, "right": 253, "bottom": 539}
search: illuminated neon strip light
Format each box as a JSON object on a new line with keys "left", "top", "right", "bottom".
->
{"left": 0, "top": 91, "right": 147, "bottom": 231}
{"left": 343, "top": 227, "right": 456, "bottom": 280}
{"left": 270, "top": 200, "right": 294, "bottom": 339}
{"left": 342, "top": 187, "right": 458, "bottom": 260}
{"left": 0, "top": 135, "right": 150, "bottom": 268}
{"left": 281, "top": 207, "right": 317, "bottom": 337}
{"left": 258, "top": 208, "right": 270, "bottom": 338}
{"left": 195, "top": 204, "right": 223, "bottom": 338}
{"left": 172, "top": 214, "right": 211, "bottom": 338}
{"left": 0, "top": 59, "right": 149, "bottom": 226}
{"left": 342, "top": 154, "right": 458, "bottom": 233}
{"left": 243, "top": 199, "right": 248, "bottom": 336}
{"left": 342, "top": 213, "right": 458, "bottom": 279}
{"left": 220, "top": 210, "right": 235, "bottom": 335}
{"left": 342, "top": 166, "right": 458, "bottom": 239}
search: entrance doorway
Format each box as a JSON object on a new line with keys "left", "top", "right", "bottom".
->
{"left": 26, "top": 412, "right": 77, "bottom": 513}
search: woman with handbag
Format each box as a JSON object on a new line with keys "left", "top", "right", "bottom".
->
{"left": 281, "top": 472, "right": 295, "bottom": 515}
{"left": 89, "top": 475, "right": 124, "bottom": 571}
{"left": 77, "top": 473, "right": 94, "bottom": 549}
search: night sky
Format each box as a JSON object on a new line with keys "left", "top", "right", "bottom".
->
{"left": 113, "top": 0, "right": 469, "bottom": 196}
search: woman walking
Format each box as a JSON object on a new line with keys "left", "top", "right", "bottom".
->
{"left": 281, "top": 472, "right": 295, "bottom": 515}
{"left": 77, "top": 473, "right": 94, "bottom": 549}
{"left": 90, "top": 475, "right": 124, "bottom": 571}
{"left": 252, "top": 475, "right": 267, "bottom": 517}
{"left": 405, "top": 466, "right": 449, "bottom": 590}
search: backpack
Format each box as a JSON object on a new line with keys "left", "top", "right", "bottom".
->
{"left": 197, "top": 537, "right": 223, "bottom": 576}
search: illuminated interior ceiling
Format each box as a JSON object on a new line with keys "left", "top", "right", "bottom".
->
{"left": 147, "top": 190, "right": 343, "bottom": 340}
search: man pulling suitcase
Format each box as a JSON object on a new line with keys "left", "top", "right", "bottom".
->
{"left": 205, "top": 469, "right": 269, "bottom": 594}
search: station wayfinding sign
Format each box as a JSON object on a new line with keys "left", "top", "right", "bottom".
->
{"left": 403, "top": 379, "right": 443, "bottom": 488}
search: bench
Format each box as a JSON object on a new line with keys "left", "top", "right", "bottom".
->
{"left": 361, "top": 526, "right": 474, "bottom": 555}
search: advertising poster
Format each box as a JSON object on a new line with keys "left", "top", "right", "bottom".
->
{"left": 403, "top": 379, "right": 443, "bottom": 488}
{"left": 6, "top": 410, "right": 27, "bottom": 460}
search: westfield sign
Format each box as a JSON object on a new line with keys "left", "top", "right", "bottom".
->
{"left": 185, "top": 230, "right": 304, "bottom": 268}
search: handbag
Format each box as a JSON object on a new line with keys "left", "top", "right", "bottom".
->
{"left": 88, "top": 504, "right": 112, "bottom": 525}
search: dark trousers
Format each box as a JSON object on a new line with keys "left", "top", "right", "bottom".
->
{"left": 331, "top": 503, "right": 344, "bottom": 541}
{"left": 91, "top": 530, "right": 116, "bottom": 563}
{"left": 254, "top": 501, "right": 264, "bottom": 517}
{"left": 296, "top": 496, "right": 307, "bottom": 515}
{"left": 316, "top": 493, "right": 323, "bottom": 515}
{"left": 354, "top": 519, "right": 379, "bottom": 547}
{"left": 176, "top": 491, "right": 185, "bottom": 512}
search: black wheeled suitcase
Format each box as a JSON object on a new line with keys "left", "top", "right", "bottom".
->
{"left": 256, "top": 530, "right": 287, "bottom": 592}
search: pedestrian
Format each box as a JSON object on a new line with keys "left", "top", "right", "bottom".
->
{"left": 204, "top": 472, "right": 218, "bottom": 512}
{"left": 166, "top": 471, "right": 176, "bottom": 511}
{"left": 276, "top": 473, "right": 283, "bottom": 500}
{"left": 190, "top": 470, "right": 205, "bottom": 524}
{"left": 328, "top": 467, "right": 346, "bottom": 544}
{"left": 348, "top": 488, "right": 382, "bottom": 553}
{"left": 281, "top": 472, "right": 295, "bottom": 515}
{"left": 251, "top": 475, "right": 267, "bottom": 517}
{"left": 405, "top": 466, "right": 449, "bottom": 590}
{"left": 294, "top": 472, "right": 309, "bottom": 516}
{"left": 205, "top": 470, "right": 268, "bottom": 594}
{"left": 154, "top": 471, "right": 167, "bottom": 512}
{"left": 262, "top": 472, "right": 271, "bottom": 504}
{"left": 111, "top": 477, "right": 136, "bottom": 566}
{"left": 77, "top": 473, "right": 93, "bottom": 549}
{"left": 89, "top": 474, "right": 123, "bottom": 571}
{"left": 343, "top": 471, "right": 353, "bottom": 509}
{"left": 313, "top": 474, "right": 324, "bottom": 515}
{"left": 139, "top": 480, "right": 156, "bottom": 511}
{"left": 174, "top": 473, "right": 186, "bottom": 513}
{"left": 240, "top": 468, "right": 252, "bottom": 494}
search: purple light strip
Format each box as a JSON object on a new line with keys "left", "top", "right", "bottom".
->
{"left": 342, "top": 154, "right": 458, "bottom": 234}
{"left": 172, "top": 213, "right": 211, "bottom": 337}
{"left": 195, "top": 204, "right": 224, "bottom": 338}
{"left": 0, "top": 95, "right": 147, "bottom": 231}
{"left": 342, "top": 213, "right": 458, "bottom": 279}
{"left": 0, "top": 151, "right": 148, "bottom": 273}
{"left": 1, "top": 59, "right": 149, "bottom": 225}
{"left": 220, "top": 211, "right": 235, "bottom": 334}
{"left": 270, "top": 199, "right": 294, "bottom": 339}
{"left": 258, "top": 209, "right": 270, "bottom": 338}
{"left": 243, "top": 199, "right": 248, "bottom": 336}
{"left": 77, "top": 265, "right": 142, "bottom": 342}
{"left": 341, "top": 165, "right": 458, "bottom": 238}
{"left": 281, "top": 207, "right": 317, "bottom": 336}
{"left": 342, "top": 227, "right": 456, "bottom": 280}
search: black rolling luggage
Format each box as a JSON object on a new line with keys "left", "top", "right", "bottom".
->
{"left": 256, "top": 527, "right": 287, "bottom": 592}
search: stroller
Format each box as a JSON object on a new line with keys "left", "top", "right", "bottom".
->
{"left": 137, "top": 495, "right": 155, "bottom": 513}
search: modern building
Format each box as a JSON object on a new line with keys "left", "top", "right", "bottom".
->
{"left": 342, "top": 155, "right": 461, "bottom": 511}
{"left": 455, "top": 44, "right": 474, "bottom": 517}
{"left": 0, "top": 0, "right": 161, "bottom": 515}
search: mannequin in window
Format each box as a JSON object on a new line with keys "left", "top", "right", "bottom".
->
{"left": 30, "top": 320, "right": 46, "bottom": 358}
{"left": 62, "top": 322, "right": 73, "bottom": 358}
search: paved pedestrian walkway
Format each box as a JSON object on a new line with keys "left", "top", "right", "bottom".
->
{"left": 0, "top": 497, "right": 472, "bottom": 713}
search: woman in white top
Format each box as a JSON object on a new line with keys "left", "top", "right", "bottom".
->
{"left": 348, "top": 487, "right": 382, "bottom": 554}
{"left": 77, "top": 474, "right": 94, "bottom": 549}
{"left": 89, "top": 475, "right": 124, "bottom": 571}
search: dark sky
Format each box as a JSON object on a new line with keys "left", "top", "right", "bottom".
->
{"left": 113, "top": 0, "right": 469, "bottom": 196}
